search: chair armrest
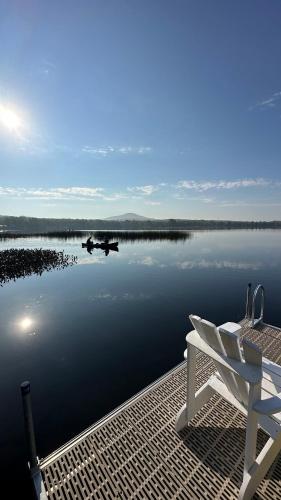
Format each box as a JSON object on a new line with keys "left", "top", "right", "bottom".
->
{"left": 253, "top": 393, "right": 281, "bottom": 415}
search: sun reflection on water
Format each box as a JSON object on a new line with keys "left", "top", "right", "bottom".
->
{"left": 19, "top": 317, "right": 33, "bottom": 330}
{"left": 17, "top": 316, "right": 38, "bottom": 336}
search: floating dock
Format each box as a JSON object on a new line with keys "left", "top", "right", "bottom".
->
{"left": 26, "top": 319, "right": 281, "bottom": 499}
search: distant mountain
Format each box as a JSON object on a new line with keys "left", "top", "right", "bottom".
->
{"left": 105, "top": 212, "right": 151, "bottom": 221}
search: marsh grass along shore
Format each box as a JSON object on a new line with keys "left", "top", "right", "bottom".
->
{"left": 0, "top": 248, "right": 77, "bottom": 286}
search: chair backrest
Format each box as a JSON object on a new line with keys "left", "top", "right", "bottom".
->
{"left": 189, "top": 314, "right": 251, "bottom": 405}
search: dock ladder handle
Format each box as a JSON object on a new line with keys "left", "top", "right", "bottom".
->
{"left": 251, "top": 284, "right": 265, "bottom": 328}
{"left": 245, "top": 282, "right": 252, "bottom": 319}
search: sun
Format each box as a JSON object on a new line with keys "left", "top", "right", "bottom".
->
{"left": 0, "top": 104, "right": 23, "bottom": 133}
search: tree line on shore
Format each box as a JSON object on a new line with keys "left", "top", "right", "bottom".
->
{"left": 1, "top": 214, "right": 281, "bottom": 232}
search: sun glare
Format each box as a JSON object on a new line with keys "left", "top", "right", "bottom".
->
{"left": 0, "top": 104, "right": 23, "bottom": 133}
{"left": 19, "top": 317, "right": 33, "bottom": 330}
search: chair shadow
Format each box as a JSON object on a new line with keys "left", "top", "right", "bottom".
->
{"left": 177, "top": 423, "right": 281, "bottom": 495}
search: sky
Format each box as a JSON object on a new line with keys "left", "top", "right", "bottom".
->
{"left": 0, "top": 0, "right": 281, "bottom": 220}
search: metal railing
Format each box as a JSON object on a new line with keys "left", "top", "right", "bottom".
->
{"left": 245, "top": 283, "right": 265, "bottom": 328}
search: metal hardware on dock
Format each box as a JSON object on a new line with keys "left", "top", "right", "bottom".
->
{"left": 245, "top": 282, "right": 265, "bottom": 327}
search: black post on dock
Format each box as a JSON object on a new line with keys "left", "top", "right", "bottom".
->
{"left": 20, "top": 381, "right": 38, "bottom": 471}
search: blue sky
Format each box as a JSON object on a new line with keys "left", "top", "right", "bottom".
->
{"left": 0, "top": 0, "right": 281, "bottom": 220}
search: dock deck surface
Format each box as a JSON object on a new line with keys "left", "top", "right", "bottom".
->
{"left": 40, "top": 321, "right": 281, "bottom": 499}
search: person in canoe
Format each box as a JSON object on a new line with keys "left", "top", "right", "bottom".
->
{"left": 86, "top": 236, "right": 93, "bottom": 254}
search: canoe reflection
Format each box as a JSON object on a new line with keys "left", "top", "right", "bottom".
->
{"left": 82, "top": 240, "right": 119, "bottom": 256}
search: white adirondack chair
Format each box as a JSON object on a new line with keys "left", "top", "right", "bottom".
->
{"left": 175, "top": 315, "right": 281, "bottom": 500}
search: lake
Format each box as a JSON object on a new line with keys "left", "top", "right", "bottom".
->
{"left": 1, "top": 229, "right": 281, "bottom": 496}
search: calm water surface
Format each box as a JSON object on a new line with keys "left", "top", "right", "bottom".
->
{"left": 1, "top": 229, "right": 281, "bottom": 495}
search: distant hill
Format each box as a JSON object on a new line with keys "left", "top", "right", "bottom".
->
{"left": 105, "top": 212, "right": 151, "bottom": 221}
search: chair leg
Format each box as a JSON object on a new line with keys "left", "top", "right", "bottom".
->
{"left": 175, "top": 381, "right": 214, "bottom": 432}
{"left": 175, "top": 345, "right": 197, "bottom": 432}
{"left": 244, "top": 383, "right": 261, "bottom": 474}
{"left": 239, "top": 431, "right": 281, "bottom": 500}
{"left": 244, "top": 408, "right": 259, "bottom": 474}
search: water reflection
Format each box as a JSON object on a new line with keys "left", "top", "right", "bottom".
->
{"left": 0, "top": 248, "right": 77, "bottom": 286}
{"left": 0, "top": 230, "right": 192, "bottom": 242}
{"left": 16, "top": 315, "right": 38, "bottom": 336}
{"left": 94, "top": 230, "right": 191, "bottom": 242}
{"left": 78, "top": 255, "right": 105, "bottom": 265}
{"left": 0, "top": 230, "right": 87, "bottom": 241}
{"left": 128, "top": 256, "right": 263, "bottom": 270}
{"left": 175, "top": 259, "right": 263, "bottom": 270}
{"left": 88, "top": 291, "right": 151, "bottom": 302}
{"left": 129, "top": 256, "right": 164, "bottom": 267}
{"left": 19, "top": 317, "right": 33, "bottom": 330}
{"left": 1, "top": 229, "right": 281, "bottom": 497}
{"left": 82, "top": 243, "right": 119, "bottom": 257}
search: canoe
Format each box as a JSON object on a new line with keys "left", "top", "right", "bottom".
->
{"left": 82, "top": 241, "right": 118, "bottom": 250}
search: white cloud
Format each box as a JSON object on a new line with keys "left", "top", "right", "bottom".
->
{"left": 102, "top": 193, "right": 127, "bottom": 202}
{"left": 82, "top": 146, "right": 114, "bottom": 157}
{"left": 1, "top": 177, "right": 280, "bottom": 206}
{"left": 173, "top": 193, "right": 215, "bottom": 203}
{"left": 200, "top": 197, "right": 214, "bottom": 203}
{"left": 54, "top": 187, "right": 104, "bottom": 197}
{"left": 82, "top": 145, "right": 152, "bottom": 157}
{"left": 127, "top": 184, "right": 159, "bottom": 196}
{"left": 0, "top": 186, "right": 115, "bottom": 202}
{"left": 118, "top": 146, "right": 133, "bottom": 154}
{"left": 137, "top": 146, "right": 152, "bottom": 154}
{"left": 176, "top": 178, "right": 270, "bottom": 191}
{"left": 219, "top": 200, "right": 281, "bottom": 207}
{"left": 251, "top": 91, "right": 281, "bottom": 110}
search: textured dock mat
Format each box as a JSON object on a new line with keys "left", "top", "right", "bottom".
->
{"left": 40, "top": 321, "right": 281, "bottom": 499}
